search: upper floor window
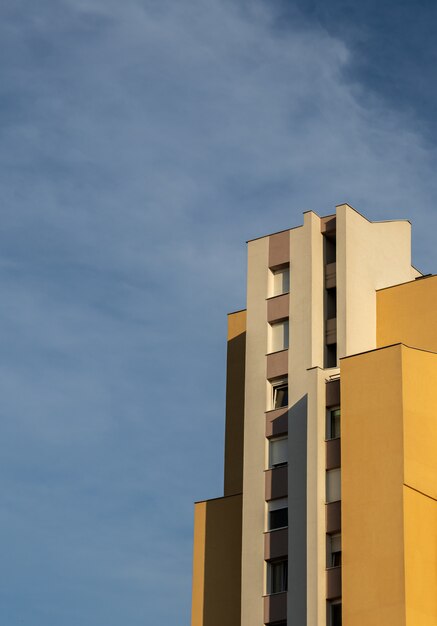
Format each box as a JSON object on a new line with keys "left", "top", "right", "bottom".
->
{"left": 270, "top": 266, "right": 290, "bottom": 297}
{"left": 267, "top": 559, "right": 288, "bottom": 594}
{"left": 326, "top": 468, "right": 341, "bottom": 503}
{"left": 269, "top": 436, "right": 288, "bottom": 468}
{"left": 267, "top": 498, "right": 288, "bottom": 531}
{"left": 327, "top": 533, "right": 342, "bottom": 568}
{"left": 327, "top": 407, "right": 341, "bottom": 440}
{"left": 270, "top": 377, "right": 288, "bottom": 410}
{"left": 328, "top": 601, "right": 342, "bottom": 626}
{"left": 269, "top": 319, "right": 289, "bottom": 353}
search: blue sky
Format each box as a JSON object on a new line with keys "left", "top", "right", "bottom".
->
{"left": 1, "top": 1, "right": 437, "bottom": 624}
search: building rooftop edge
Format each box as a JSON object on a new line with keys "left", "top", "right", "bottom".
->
{"left": 194, "top": 492, "right": 242, "bottom": 505}
{"left": 376, "top": 273, "right": 435, "bottom": 292}
{"left": 246, "top": 205, "right": 412, "bottom": 243}
{"left": 340, "top": 342, "right": 437, "bottom": 361}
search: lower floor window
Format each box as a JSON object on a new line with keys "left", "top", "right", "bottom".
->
{"left": 328, "top": 601, "right": 342, "bottom": 626}
{"left": 267, "top": 559, "right": 288, "bottom": 594}
{"left": 327, "top": 533, "right": 342, "bottom": 568}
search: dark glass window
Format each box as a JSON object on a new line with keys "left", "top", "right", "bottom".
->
{"left": 331, "top": 549, "right": 341, "bottom": 567}
{"left": 326, "top": 343, "right": 337, "bottom": 368}
{"left": 268, "top": 560, "right": 288, "bottom": 594}
{"left": 329, "top": 408, "right": 341, "bottom": 439}
{"left": 330, "top": 602, "right": 342, "bottom": 626}
{"left": 268, "top": 507, "right": 288, "bottom": 530}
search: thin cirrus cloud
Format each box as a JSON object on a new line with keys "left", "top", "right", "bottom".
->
{"left": 0, "top": 0, "right": 436, "bottom": 624}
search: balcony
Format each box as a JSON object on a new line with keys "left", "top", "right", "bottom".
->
{"left": 266, "top": 349, "right": 288, "bottom": 379}
{"left": 325, "top": 262, "right": 337, "bottom": 289}
{"left": 264, "top": 527, "right": 288, "bottom": 560}
{"left": 325, "top": 317, "right": 337, "bottom": 345}
{"left": 267, "top": 293, "right": 290, "bottom": 323}
{"left": 327, "top": 566, "right": 342, "bottom": 600}
{"left": 265, "top": 407, "right": 288, "bottom": 438}
{"left": 263, "top": 591, "right": 287, "bottom": 624}
{"left": 265, "top": 465, "right": 288, "bottom": 501}
{"left": 326, "top": 500, "right": 341, "bottom": 534}
{"left": 326, "top": 438, "right": 341, "bottom": 470}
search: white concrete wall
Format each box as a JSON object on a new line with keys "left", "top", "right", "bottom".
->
{"left": 241, "top": 236, "right": 269, "bottom": 626}
{"left": 336, "top": 204, "right": 417, "bottom": 361}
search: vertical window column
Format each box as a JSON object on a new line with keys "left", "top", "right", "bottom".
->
{"left": 322, "top": 218, "right": 337, "bottom": 368}
{"left": 325, "top": 379, "right": 342, "bottom": 623}
{"left": 265, "top": 235, "right": 289, "bottom": 626}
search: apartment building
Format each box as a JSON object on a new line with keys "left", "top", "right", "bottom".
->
{"left": 190, "top": 203, "right": 437, "bottom": 626}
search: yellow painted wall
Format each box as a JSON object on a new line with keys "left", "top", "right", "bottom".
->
{"left": 404, "top": 486, "right": 437, "bottom": 626}
{"left": 402, "top": 347, "right": 437, "bottom": 501}
{"left": 402, "top": 347, "right": 437, "bottom": 626}
{"left": 192, "top": 502, "right": 207, "bottom": 626}
{"left": 191, "top": 494, "right": 242, "bottom": 626}
{"left": 341, "top": 345, "right": 406, "bottom": 626}
{"left": 377, "top": 275, "right": 437, "bottom": 352}
{"left": 342, "top": 344, "right": 437, "bottom": 626}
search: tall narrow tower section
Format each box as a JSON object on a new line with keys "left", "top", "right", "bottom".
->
{"left": 191, "top": 203, "right": 437, "bottom": 626}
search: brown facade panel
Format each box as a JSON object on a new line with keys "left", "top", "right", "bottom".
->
{"left": 269, "top": 230, "right": 290, "bottom": 269}
{"left": 326, "top": 566, "right": 342, "bottom": 600}
{"left": 265, "top": 466, "right": 288, "bottom": 501}
{"left": 326, "top": 379, "right": 340, "bottom": 407}
{"left": 321, "top": 215, "right": 336, "bottom": 233}
{"left": 264, "top": 528, "right": 288, "bottom": 561}
{"left": 265, "top": 408, "right": 288, "bottom": 438}
{"left": 325, "top": 317, "right": 337, "bottom": 345}
{"left": 325, "top": 262, "right": 337, "bottom": 289}
{"left": 326, "top": 438, "right": 341, "bottom": 470}
{"left": 266, "top": 349, "right": 288, "bottom": 380}
{"left": 263, "top": 592, "right": 287, "bottom": 624}
{"left": 326, "top": 501, "right": 342, "bottom": 534}
{"left": 267, "top": 293, "right": 289, "bottom": 323}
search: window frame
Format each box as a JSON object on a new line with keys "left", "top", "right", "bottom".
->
{"left": 326, "top": 406, "right": 341, "bottom": 440}
{"left": 328, "top": 600, "right": 342, "bottom": 626}
{"left": 267, "top": 559, "right": 288, "bottom": 594}
{"left": 327, "top": 533, "right": 342, "bottom": 569}
{"left": 270, "top": 377, "right": 288, "bottom": 410}
{"left": 270, "top": 265, "right": 290, "bottom": 297}
{"left": 267, "top": 498, "right": 288, "bottom": 531}
{"left": 326, "top": 468, "right": 341, "bottom": 503}
{"left": 268, "top": 436, "right": 288, "bottom": 469}
{"left": 268, "top": 319, "right": 289, "bottom": 353}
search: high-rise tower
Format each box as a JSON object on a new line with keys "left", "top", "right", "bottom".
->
{"left": 191, "top": 204, "right": 437, "bottom": 626}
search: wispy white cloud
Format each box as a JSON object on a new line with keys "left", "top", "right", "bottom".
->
{"left": 0, "top": 0, "right": 436, "bottom": 624}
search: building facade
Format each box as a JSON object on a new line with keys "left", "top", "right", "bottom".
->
{"left": 190, "top": 203, "right": 437, "bottom": 626}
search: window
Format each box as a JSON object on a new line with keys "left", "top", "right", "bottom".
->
{"left": 326, "top": 468, "right": 341, "bottom": 503}
{"left": 326, "top": 287, "right": 337, "bottom": 319}
{"left": 328, "top": 601, "right": 342, "bottom": 626}
{"left": 270, "top": 266, "right": 290, "bottom": 297}
{"left": 267, "top": 559, "right": 288, "bottom": 594}
{"left": 325, "top": 343, "right": 337, "bottom": 368}
{"left": 267, "top": 498, "right": 288, "bottom": 531}
{"left": 269, "top": 437, "right": 288, "bottom": 468}
{"left": 269, "top": 319, "right": 289, "bottom": 353}
{"left": 327, "top": 407, "right": 340, "bottom": 440}
{"left": 271, "top": 378, "right": 288, "bottom": 410}
{"left": 327, "top": 533, "right": 341, "bottom": 568}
